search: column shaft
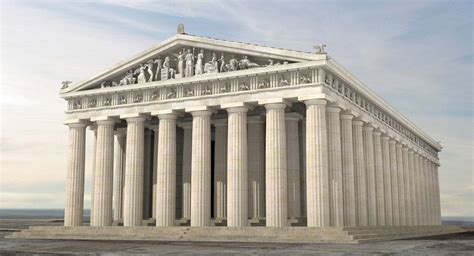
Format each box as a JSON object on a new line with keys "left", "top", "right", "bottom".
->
{"left": 265, "top": 103, "right": 288, "bottom": 227}
{"left": 286, "top": 113, "right": 301, "bottom": 219}
{"left": 434, "top": 164, "right": 441, "bottom": 225}
{"left": 190, "top": 111, "right": 212, "bottom": 226}
{"left": 214, "top": 121, "right": 227, "bottom": 220}
{"left": 227, "top": 107, "right": 248, "bottom": 226}
{"left": 248, "top": 116, "right": 266, "bottom": 219}
{"left": 123, "top": 117, "right": 145, "bottom": 226}
{"left": 341, "top": 114, "right": 356, "bottom": 226}
{"left": 402, "top": 147, "right": 410, "bottom": 225}
{"left": 64, "top": 122, "right": 87, "bottom": 226}
{"left": 299, "top": 120, "right": 307, "bottom": 218}
{"left": 408, "top": 150, "right": 416, "bottom": 225}
{"left": 305, "top": 100, "right": 329, "bottom": 227}
{"left": 353, "top": 120, "right": 367, "bottom": 226}
{"left": 156, "top": 114, "right": 177, "bottom": 226}
{"left": 382, "top": 136, "right": 392, "bottom": 226}
{"left": 396, "top": 144, "right": 406, "bottom": 225}
{"left": 414, "top": 154, "right": 423, "bottom": 225}
{"left": 389, "top": 140, "right": 399, "bottom": 225}
{"left": 113, "top": 130, "right": 126, "bottom": 222}
{"left": 421, "top": 158, "right": 429, "bottom": 224}
{"left": 91, "top": 120, "right": 115, "bottom": 226}
{"left": 373, "top": 131, "right": 385, "bottom": 226}
{"left": 363, "top": 126, "right": 376, "bottom": 226}
{"left": 327, "top": 108, "right": 343, "bottom": 226}
{"left": 151, "top": 126, "right": 158, "bottom": 219}
{"left": 143, "top": 130, "right": 153, "bottom": 219}
{"left": 181, "top": 124, "right": 192, "bottom": 220}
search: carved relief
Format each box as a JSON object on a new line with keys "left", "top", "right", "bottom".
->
{"left": 202, "top": 86, "right": 212, "bottom": 95}
{"left": 88, "top": 98, "right": 97, "bottom": 108}
{"left": 258, "top": 79, "right": 269, "bottom": 89}
{"left": 133, "top": 94, "right": 143, "bottom": 103}
{"left": 118, "top": 95, "right": 127, "bottom": 105}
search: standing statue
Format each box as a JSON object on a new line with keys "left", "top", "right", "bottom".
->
{"left": 229, "top": 55, "right": 238, "bottom": 71}
{"left": 174, "top": 49, "right": 185, "bottom": 76}
{"left": 137, "top": 64, "right": 147, "bottom": 84}
{"left": 154, "top": 58, "right": 163, "bottom": 81}
{"left": 184, "top": 48, "right": 194, "bottom": 77}
{"left": 195, "top": 49, "right": 204, "bottom": 75}
{"left": 204, "top": 52, "right": 218, "bottom": 74}
{"left": 239, "top": 55, "right": 250, "bottom": 69}
{"left": 146, "top": 60, "right": 154, "bottom": 82}
{"left": 219, "top": 53, "right": 226, "bottom": 72}
{"left": 61, "top": 81, "right": 72, "bottom": 89}
{"left": 163, "top": 56, "right": 170, "bottom": 69}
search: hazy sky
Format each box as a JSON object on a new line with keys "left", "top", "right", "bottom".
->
{"left": 1, "top": 0, "right": 472, "bottom": 216}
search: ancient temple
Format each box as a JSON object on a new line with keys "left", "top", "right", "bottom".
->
{"left": 11, "top": 25, "right": 461, "bottom": 243}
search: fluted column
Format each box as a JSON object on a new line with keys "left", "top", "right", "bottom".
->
{"left": 155, "top": 113, "right": 177, "bottom": 226}
{"left": 143, "top": 129, "right": 153, "bottom": 220}
{"left": 213, "top": 119, "right": 228, "bottom": 220}
{"left": 265, "top": 103, "right": 288, "bottom": 227}
{"left": 89, "top": 126, "right": 97, "bottom": 223}
{"left": 326, "top": 107, "right": 343, "bottom": 226}
{"left": 381, "top": 135, "right": 392, "bottom": 226}
{"left": 64, "top": 121, "right": 88, "bottom": 226}
{"left": 113, "top": 129, "right": 126, "bottom": 222}
{"left": 341, "top": 113, "right": 356, "bottom": 226}
{"left": 286, "top": 112, "right": 301, "bottom": 220}
{"left": 91, "top": 119, "right": 116, "bottom": 226}
{"left": 151, "top": 125, "right": 159, "bottom": 219}
{"left": 389, "top": 139, "right": 399, "bottom": 225}
{"left": 408, "top": 150, "right": 416, "bottom": 225}
{"left": 427, "top": 161, "right": 435, "bottom": 225}
{"left": 299, "top": 120, "right": 307, "bottom": 218}
{"left": 434, "top": 164, "right": 441, "bottom": 225}
{"left": 353, "top": 120, "right": 367, "bottom": 226}
{"left": 373, "top": 130, "right": 385, "bottom": 226}
{"left": 421, "top": 157, "right": 429, "bottom": 225}
{"left": 363, "top": 125, "right": 376, "bottom": 226}
{"left": 396, "top": 143, "right": 406, "bottom": 225}
{"left": 123, "top": 116, "right": 145, "bottom": 226}
{"left": 402, "top": 146, "right": 410, "bottom": 225}
{"left": 226, "top": 107, "right": 248, "bottom": 227}
{"left": 305, "top": 99, "right": 329, "bottom": 227}
{"left": 181, "top": 123, "right": 192, "bottom": 220}
{"left": 248, "top": 116, "right": 265, "bottom": 219}
{"left": 190, "top": 110, "right": 212, "bottom": 227}
{"left": 414, "top": 153, "right": 423, "bottom": 225}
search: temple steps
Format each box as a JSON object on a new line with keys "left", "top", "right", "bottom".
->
{"left": 7, "top": 225, "right": 463, "bottom": 244}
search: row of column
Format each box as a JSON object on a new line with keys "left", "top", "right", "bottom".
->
{"left": 64, "top": 100, "right": 441, "bottom": 227}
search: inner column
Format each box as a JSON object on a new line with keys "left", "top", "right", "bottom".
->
{"left": 213, "top": 119, "right": 227, "bottom": 221}
{"left": 248, "top": 116, "right": 265, "bottom": 220}
{"left": 286, "top": 112, "right": 301, "bottom": 221}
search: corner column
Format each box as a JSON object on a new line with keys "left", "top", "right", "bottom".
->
{"left": 155, "top": 113, "right": 177, "bottom": 226}
{"left": 305, "top": 99, "right": 329, "bottom": 227}
{"left": 123, "top": 116, "right": 146, "bottom": 226}
{"left": 91, "top": 119, "right": 116, "bottom": 226}
{"left": 190, "top": 110, "right": 212, "bottom": 226}
{"left": 340, "top": 113, "right": 356, "bottom": 226}
{"left": 265, "top": 103, "right": 288, "bottom": 227}
{"left": 226, "top": 106, "right": 249, "bottom": 227}
{"left": 64, "top": 121, "right": 88, "bottom": 226}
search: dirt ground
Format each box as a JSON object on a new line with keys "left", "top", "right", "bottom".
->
{"left": 1, "top": 219, "right": 473, "bottom": 255}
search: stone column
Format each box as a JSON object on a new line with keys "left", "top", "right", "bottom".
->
{"left": 305, "top": 99, "right": 329, "bottom": 227}
{"left": 341, "top": 113, "right": 356, "bottom": 226}
{"left": 363, "top": 125, "right": 377, "bottom": 226}
{"left": 381, "top": 135, "right": 393, "bottom": 226}
{"left": 389, "top": 139, "right": 399, "bottom": 225}
{"left": 190, "top": 110, "right": 212, "bottom": 227}
{"left": 427, "top": 161, "right": 435, "bottom": 225}
{"left": 213, "top": 119, "right": 227, "bottom": 220}
{"left": 373, "top": 130, "right": 385, "bottom": 226}
{"left": 143, "top": 129, "right": 153, "bottom": 220}
{"left": 402, "top": 146, "right": 410, "bottom": 225}
{"left": 151, "top": 125, "right": 159, "bottom": 219}
{"left": 421, "top": 157, "right": 429, "bottom": 225}
{"left": 226, "top": 107, "right": 248, "bottom": 227}
{"left": 181, "top": 123, "right": 192, "bottom": 220}
{"left": 113, "top": 129, "right": 126, "bottom": 222}
{"left": 155, "top": 113, "right": 177, "bottom": 226}
{"left": 408, "top": 150, "right": 416, "bottom": 225}
{"left": 286, "top": 112, "right": 301, "bottom": 220}
{"left": 396, "top": 143, "right": 406, "bottom": 225}
{"left": 89, "top": 126, "right": 97, "bottom": 224}
{"left": 353, "top": 119, "right": 367, "bottom": 226}
{"left": 414, "top": 153, "right": 423, "bottom": 225}
{"left": 91, "top": 119, "right": 116, "bottom": 226}
{"left": 123, "top": 116, "right": 145, "bottom": 227}
{"left": 434, "top": 164, "right": 441, "bottom": 225}
{"left": 265, "top": 103, "right": 288, "bottom": 227}
{"left": 64, "top": 121, "right": 88, "bottom": 227}
{"left": 299, "top": 120, "right": 307, "bottom": 218}
{"left": 326, "top": 107, "right": 343, "bottom": 226}
{"left": 248, "top": 116, "right": 265, "bottom": 219}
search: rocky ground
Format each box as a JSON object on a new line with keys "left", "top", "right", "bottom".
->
{"left": 0, "top": 219, "right": 473, "bottom": 255}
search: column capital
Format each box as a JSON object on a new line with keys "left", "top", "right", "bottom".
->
{"left": 362, "top": 124, "right": 374, "bottom": 131}
{"left": 402, "top": 146, "right": 409, "bottom": 151}
{"left": 285, "top": 112, "right": 303, "bottom": 121}
{"left": 352, "top": 119, "right": 365, "bottom": 126}
{"left": 191, "top": 110, "right": 213, "bottom": 117}
{"left": 326, "top": 106, "right": 341, "bottom": 113}
{"left": 157, "top": 113, "right": 178, "bottom": 120}
{"left": 264, "top": 103, "right": 287, "bottom": 110}
{"left": 120, "top": 113, "right": 150, "bottom": 120}
{"left": 64, "top": 119, "right": 89, "bottom": 128}
{"left": 304, "top": 99, "right": 327, "bottom": 106}
{"left": 221, "top": 102, "right": 254, "bottom": 110}
{"left": 373, "top": 130, "right": 382, "bottom": 136}
{"left": 226, "top": 106, "right": 249, "bottom": 114}
{"left": 381, "top": 134, "right": 390, "bottom": 140}
{"left": 258, "top": 98, "right": 291, "bottom": 107}
{"left": 388, "top": 139, "right": 397, "bottom": 145}
{"left": 395, "top": 142, "right": 403, "bottom": 148}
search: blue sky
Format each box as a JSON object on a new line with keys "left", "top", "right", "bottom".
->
{"left": 0, "top": 0, "right": 472, "bottom": 216}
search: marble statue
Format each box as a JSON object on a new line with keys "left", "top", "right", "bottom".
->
{"left": 204, "top": 53, "right": 218, "bottom": 74}
{"left": 313, "top": 44, "right": 327, "bottom": 54}
{"left": 163, "top": 57, "right": 170, "bottom": 69}
{"left": 154, "top": 58, "right": 163, "bottom": 81}
{"left": 195, "top": 50, "right": 204, "bottom": 75}
{"left": 229, "top": 55, "right": 238, "bottom": 71}
{"left": 146, "top": 60, "right": 154, "bottom": 82}
{"left": 61, "top": 81, "right": 72, "bottom": 89}
{"left": 219, "top": 53, "right": 226, "bottom": 72}
{"left": 136, "top": 65, "right": 147, "bottom": 84}
{"left": 267, "top": 59, "right": 274, "bottom": 66}
{"left": 184, "top": 48, "right": 194, "bottom": 77}
{"left": 174, "top": 50, "right": 185, "bottom": 76}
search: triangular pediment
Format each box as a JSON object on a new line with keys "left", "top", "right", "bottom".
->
{"left": 60, "top": 33, "right": 326, "bottom": 95}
